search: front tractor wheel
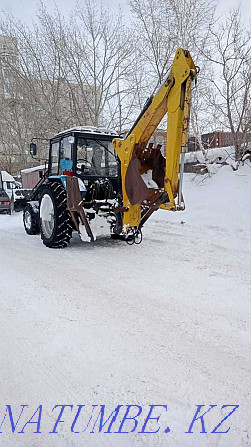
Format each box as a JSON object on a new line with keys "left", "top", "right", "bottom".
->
{"left": 39, "top": 181, "right": 72, "bottom": 248}
{"left": 23, "top": 202, "right": 40, "bottom": 235}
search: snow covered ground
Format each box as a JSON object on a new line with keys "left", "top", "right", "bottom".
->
{"left": 0, "top": 165, "right": 250, "bottom": 446}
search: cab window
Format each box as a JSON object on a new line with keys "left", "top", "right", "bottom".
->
{"left": 50, "top": 141, "right": 60, "bottom": 174}
{"left": 76, "top": 138, "right": 118, "bottom": 177}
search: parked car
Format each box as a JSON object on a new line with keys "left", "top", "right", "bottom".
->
{"left": 0, "top": 188, "right": 11, "bottom": 214}
{"left": 0, "top": 171, "right": 31, "bottom": 211}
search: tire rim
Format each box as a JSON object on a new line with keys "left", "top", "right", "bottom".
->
{"left": 24, "top": 210, "right": 32, "bottom": 230}
{"left": 40, "top": 194, "right": 55, "bottom": 238}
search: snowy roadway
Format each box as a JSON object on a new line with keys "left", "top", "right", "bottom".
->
{"left": 0, "top": 166, "right": 250, "bottom": 446}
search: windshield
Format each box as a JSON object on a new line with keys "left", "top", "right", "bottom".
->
{"left": 76, "top": 137, "right": 118, "bottom": 177}
{"left": 5, "top": 181, "right": 17, "bottom": 189}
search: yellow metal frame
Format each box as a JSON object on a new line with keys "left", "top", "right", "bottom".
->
{"left": 113, "top": 48, "right": 197, "bottom": 229}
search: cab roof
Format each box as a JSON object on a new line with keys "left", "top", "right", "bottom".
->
{"left": 55, "top": 126, "right": 118, "bottom": 138}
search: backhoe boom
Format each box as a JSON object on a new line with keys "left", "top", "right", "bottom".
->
{"left": 112, "top": 48, "right": 197, "bottom": 231}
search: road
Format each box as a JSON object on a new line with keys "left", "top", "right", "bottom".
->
{"left": 0, "top": 169, "right": 250, "bottom": 446}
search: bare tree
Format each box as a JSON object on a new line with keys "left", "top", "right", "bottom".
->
{"left": 128, "top": 0, "right": 216, "bottom": 170}
{"left": 0, "top": 0, "right": 135, "bottom": 172}
{"left": 168, "top": 0, "right": 216, "bottom": 51}
{"left": 129, "top": 0, "right": 216, "bottom": 88}
{"left": 202, "top": 8, "right": 251, "bottom": 165}
{"left": 129, "top": 0, "right": 176, "bottom": 91}
{"left": 35, "top": 0, "right": 136, "bottom": 129}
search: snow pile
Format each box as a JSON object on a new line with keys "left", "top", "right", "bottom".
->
{"left": 185, "top": 146, "right": 235, "bottom": 164}
{"left": 153, "top": 164, "right": 251, "bottom": 230}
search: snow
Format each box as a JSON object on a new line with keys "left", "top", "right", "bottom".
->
{"left": 142, "top": 171, "right": 159, "bottom": 188}
{"left": 21, "top": 164, "right": 45, "bottom": 174}
{"left": 0, "top": 170, "right": 16, "bottom": 182}
{"left": 55, "top": 126, "right": 118, "bottom": 137}
{"left": 0, "top": 165, "right": 250, "bottom": 446}
{"left": 185, "top": 146, "right": 235, "bottom": 164}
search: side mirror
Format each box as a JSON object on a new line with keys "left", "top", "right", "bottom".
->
{"left": 30, "top": 142, "right": 37, "bottom": 157}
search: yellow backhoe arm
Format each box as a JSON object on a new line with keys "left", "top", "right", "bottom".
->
{"left": 112, "top": 48, "right": 197, "bottom": 231}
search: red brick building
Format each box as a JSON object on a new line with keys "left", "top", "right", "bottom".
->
{"left": 187, "top": 131, "right": 251, "bottom": 152}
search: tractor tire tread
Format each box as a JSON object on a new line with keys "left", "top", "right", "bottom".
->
{"left": 40, "top": 181, "right": 73, "bottom": 248}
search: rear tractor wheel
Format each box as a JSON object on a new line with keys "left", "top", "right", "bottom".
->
{"left": 39, "top": 181, "right": 73, "bottom": 248}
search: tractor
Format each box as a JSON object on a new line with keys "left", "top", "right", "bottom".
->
{"left": 23, "top": 48, "right": 197, "bottom": 248}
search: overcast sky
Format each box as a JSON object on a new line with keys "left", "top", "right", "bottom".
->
{"left": 0, "top": 0, "right": 250, "bottom": 24}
